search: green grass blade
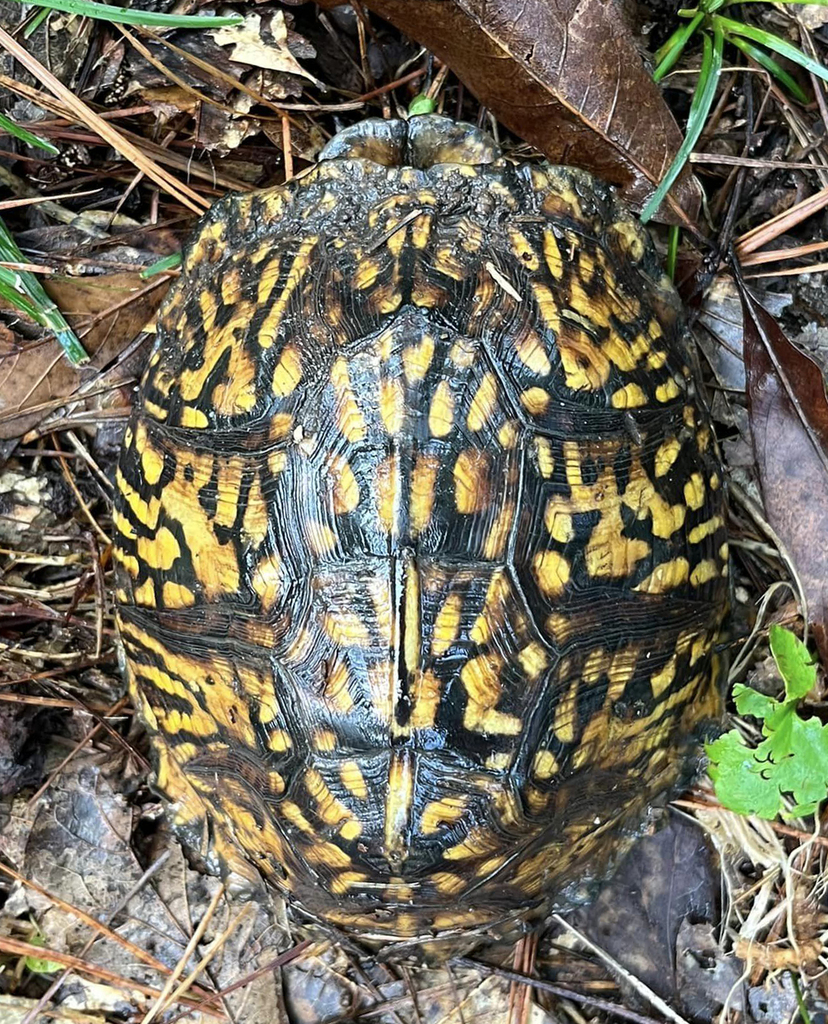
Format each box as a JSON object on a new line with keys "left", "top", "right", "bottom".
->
{"left": 666, "top": 224, "right": 680, "bottom": 279}
{"left": 140, "top": 252, "right": 181, "bottom": 279}
{"left": 0, "top": 112, "right": 58, "bottom": 153}
{"left": 0, "top": 217, "right": 88, "bottom": 364}
{"left": 654, "top": 11, "right": 705, "bottom": 79}
{"left": 730, "top": 35, "right": 809, "bottom": 102}
{"left": 727, "top": 0, "right": 828, "bottom": 5}
{"left": 5, "top": 0, "right": 241, "bottom": 28}
{"left": 642, "top": 23, "right": 724, "bottom": 223}
{"left": 715, "top": 14, "right": 828, "bottom": 84}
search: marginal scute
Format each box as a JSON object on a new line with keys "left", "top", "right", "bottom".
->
{"left": 115, "top": 115, "right": 727, "bottom": 951}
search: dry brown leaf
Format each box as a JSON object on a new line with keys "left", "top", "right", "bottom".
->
{"left": 741, "top": 279, "right": 828, "bottom": 664}
{"left": 0, "top": 273, "right": 168, "bottom": 442}
{"left": 349, "top": 0, "right": 701, "bottom": 223}
{"left": 212, "top": 11, "right": 322, "bottom": 85}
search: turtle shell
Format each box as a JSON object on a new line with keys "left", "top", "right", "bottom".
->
{"left": 113, "top": 115, "right": 727, "bottom": 949}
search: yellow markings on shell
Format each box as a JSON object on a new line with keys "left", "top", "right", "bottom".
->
{"left": 272, "top": 344, "right": 302, "bottom": 397}
{"left": 442, "top": 825, "right": 502, "bottom": 861}
{"left": 535, "top": 437, "right": 555, "bottom": 478}
{"left": 212, "top": 332, "right": 258, "bottom": 414}
{"left": 532, "top": 749, "right": 559, "bottom": 780}
{"left": 557, "top": 320, "right": 611, "bottom": 391}
{"left": 533, "top": 550, "right": 570, "bottom": 597}
{"left": 403, "top": 333, "right": 434, "bottom": 381}
{"left": 340, "top": 760, "right": 368, "bottom": 799}
{"left": 242, "top": 472, "right": 268, "bottom": 547}
{"left": 432, "top": 593, "right": 462, "bottom": 656}
{"left": 305, "top": 768, "right": 361, "bottom": 839}
{"left": 656, "top": 378, "right": 682, "bottom": 402}
{"left": 353, "top": 257, "right": 381, "bottom": 291}
{"left": 429, "top": 380, "right": 455, "bottom": 437}
{"left": 331, "top": 357, "right": 367, "bottom": 442}
{"left": 330, "top": 457, "right": 360, "bottom": 514}
{"left": 162, "top": 581, "right": 195, "bottom": 608}
{"left": 212, "top": 458, "right": 244, "bottom": 530}
{"left": 453, "top": 449, "right": 491, "bottom": 514}
{"left": 324, "top": 609, "right": 370, "bottom": 646}
{"left": 280, "top": 800, "right": 316, "bottom": 834}
{"left": 518, "top": 642, "right": 549, "bottom": 681}
{"left": 114, "top": 550, "right": 139, "bottom": 577}
{"left": 648, "top": 349, "right": 668, "bottom": 370}
{"left": 433, "top": 244, "right": 466, "bottom": 281}
{"left": 220, "top": 267, "right": 242, "bottom": 305}
{"left": 634, "top": 557, "right": 690, "bottom": 594}
{"left": 431, "top": 872, "right": 466, "bottom": 895}
{"left": 655, "top": 437, "right": 682, "bottom": 477}
{"left": 622, "top": 457, "right": 687, "bottom": 539}
{"left": 251, "top": 552, "right": 281, "bottom": 610}
{"left": 509, "top": 227, "right": 539, "bottom": 271}
{"left": 136, "top": 526, "right": 179, "bottom": 571}
{"left": 650, "top": 655, "right": 676, "bottom": 698}
{"left": 140, "top": 445, "right": 164, "bottom": 487}
{"left": 266, "top": 729, "right": 292, "bottom": 753}
{"left": 410, "top": 453, "right": 439, "bottom": 536}
{"left": 113, "top": 508, "right": 136, "bottom": 541}
{"left": 602, "top": 330, "right": 649, "bottom": 373}
{"left": 329, "top": 871, "right": 369, "bottom": 895}
{"left": 410, "top": 211, "right": 433, "bottom": 249}
{"left": 470, "top": 569, "right": 509, "bottom": 645}
{"left": 611, "top": 382, "right": 648, "bottom": 409}
{"left": 690, "top": 559, "right": 719, "bottom": 586}
{"left": 553, "top": 676, "right": 579, "bottom": 743}
{"left": 482, "top": 503, "right": 514, "bottom": 560}
{"left": 258, "top": 237, "right": 317, "bottom": 348}
{"left": 498, "top": 420, "right": 519, "bottom": 449}
{"left": 409, "top": 669, "right": 441, "bottom": 729}
{"left": 421, "top": 796, "right": 467, "bottom": 835}
{"left": 684, "top": 473, "right": 706, "bottom": 510}
{"left": 324, "top": 660, "right": 353, "bottom": 713}
{"left": 462, "top": 652, "right": 521, "bottom": 735}
{"left": 116, "top": 468, "right": 161, "bottom": 530}
{"left": 180, "top": 406, "right": 209, "bottom": 428}
{"left": 256, "top": 257, "right": 281, "bottom": 305}
{"left": 376, "top": 454, "right": 400, "bottom": 535}
{"left": 467, "top": 372, "right": 499, "bottom": 432}
{"left": 384, "top": 752, "right": 414, "bottom": 866}
{"left": 543, "top": 228, "right": 565, "bottom": 279}
{"left": 688, "top": 515, "right": 724, "bottom": 544}
{"left": 515, "top": 329, "right": 552, "bottom": 375}
{"left": 449, "top": 338, "right": 476, "bottom": 368}
{"left": 403, "top": 563, "right": 420, "bottom": 677}
{"left": 520, "top": 387, "right": 551, "bottom": 416}
{"left": 132, "top": 577, "right": 155, "bottom": 606}
{"left": 379, "top": 376, "right": 405, "bottom": 434}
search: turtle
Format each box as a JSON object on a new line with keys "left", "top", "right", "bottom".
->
{"left": 113, "top": 115, "right": 728, "bottom": 951}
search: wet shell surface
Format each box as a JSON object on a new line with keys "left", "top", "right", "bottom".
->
{"left": 114, "top": 116, "right": 728, "bottom": 949}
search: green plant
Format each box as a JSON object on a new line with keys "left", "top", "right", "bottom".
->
{"left": 0, "top": 217, "right": 88, "bottom": 364}
{"left": 642, "top": 0, "right": 828, "bottom": 222}
{"left": 6, "top": 0, "right": 241, "bottom": 28}
{"left": 706, "top": 625, "right": 828, "bottom": 820}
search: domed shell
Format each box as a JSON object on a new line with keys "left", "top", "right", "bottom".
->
{"left": 113, "top": 115, "right": 727, "bottom": 950}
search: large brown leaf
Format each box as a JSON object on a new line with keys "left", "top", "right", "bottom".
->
{"left": 345, "top": 0, "right": 701, "bottom": 223}
{"left": 741, "top": 281, "right": 828, "bottom": 664}
{"left": 0, "top": 273, "right": 168, "bottom": 442}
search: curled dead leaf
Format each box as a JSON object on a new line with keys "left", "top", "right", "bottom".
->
{"left": 740, "top": 275, "right": 828, "bottom": 665}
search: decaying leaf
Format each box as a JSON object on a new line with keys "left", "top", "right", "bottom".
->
{"left": 0, "top": 272, "right": 167, "bottom": 442}
{"left": 212, "top": 10, "right": 322, "bottom": 85}
{"left": 348, "top": 0, "right": 701, "bottom": 222}
{"left": 741, "top": 280, "right": 828, "bottom": 664}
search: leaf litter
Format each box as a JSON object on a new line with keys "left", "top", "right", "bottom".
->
{"left": 1, "top": 0, "right": 828, "bottom": 1021}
